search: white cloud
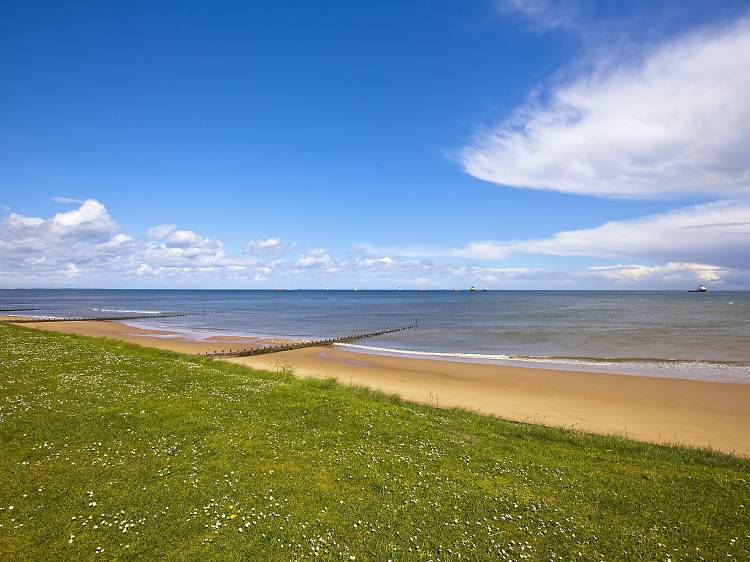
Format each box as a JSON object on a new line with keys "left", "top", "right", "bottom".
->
{"left": 357, "top": 256, "right": 395, "bottom": 268}
{"left": 63, "top": 263, "right": 81, "bottom": 277}
{"left": 49, "top": 199, "right": 116, "bottom": 232}
{"left": 451, "top": 201, "right": 750, "bottom": 267}
{"left": 97, "top": 233, "right": 134, "bottom": 249}
{"left": 147, "top": 224, "right": 177, "bottom": 238}
{"left": 246, "top": 237, "right": 295, "bottom": 254}
{"left": 0, "top": 200, "right": 273, "bottom": 284}
{"left": 496, "top": 0, "right": 581, "bottom": 32}
{"left": 354, "top": 242, "right": 443, "bottom": 259}
{"left": 248, "top": 237, "right": 281, "bottom": 250}
{"left": 359, "top": 200, "right": 749, "bottom": 287}
{"left": 52, "top": 196, "right": 84, "bottom": 204}
{"left": 164, "top": 229, "right": 203, "bottom": 248}
{"left": 584, "top": 263, "right": 728, "bottom": 284}
{"left": 1, "top": 199, "right": 747, "bottom": 288}
{"left": 1, "top": 199, "right": 118, "bottom": 253}
{"left": 297, "top": 248, "right": 333, "bottom": 268}
{"left": 461, "top": 17, "right": 750, "bottom": 198}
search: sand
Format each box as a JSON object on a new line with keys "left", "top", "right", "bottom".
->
{"left": 14, "top": 319, "right": 281, "bottom": 355}
{"left": 9, "top": 319, "right": 750, "bottom": 456}
{"left": 230, "top": 346, "right": 750, "bottom": 456}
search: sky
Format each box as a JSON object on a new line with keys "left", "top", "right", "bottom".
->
{"left": 2, "top": 0, "right": 750, "bottom": 289}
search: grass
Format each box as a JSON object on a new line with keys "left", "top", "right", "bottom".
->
{"left": 0, "top": 322, "right": 748, "bottom": 561}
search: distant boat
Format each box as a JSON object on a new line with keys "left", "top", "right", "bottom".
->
{"left": 469, "top": 286, "right": 476, "bottom": 292}
{"left": 688, "top": 284, "right": 708, "bottom": 292}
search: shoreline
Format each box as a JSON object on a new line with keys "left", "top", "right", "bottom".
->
{"left": 9, "top": 319, "right": 750, "bottom": 456}
{"left": 10, "top": 318, "right": 297, "bottom": 355}
{"left": 335, "top": 342, "right": 750, "bottom": 383}
{"left": 232, "top": 346, "right": 750, "bottom": 456}
{"left": 8, "top": 314, "right": 747, "bottom": 383}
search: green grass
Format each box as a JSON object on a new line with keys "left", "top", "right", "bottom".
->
{"left": 0, "top": 323, "right": 748, "bottom": 561}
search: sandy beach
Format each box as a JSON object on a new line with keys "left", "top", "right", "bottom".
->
{"left": 230, "top": 346, "right": 750, "bottom": 456}
{"left": 13, "top": 318, "right": 288, "bottom": 355}
{"left": 10, "top": 319, "right": 750, "bottom": 456}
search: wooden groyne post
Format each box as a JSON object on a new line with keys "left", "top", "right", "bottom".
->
{"left": 205, "top": 324, "right": 416, "bottom": 358}
{"left": 6, "top": 312, "right": 205, "bottom": 323}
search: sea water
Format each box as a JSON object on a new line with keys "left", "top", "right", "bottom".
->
{"left": 2, "top": 289, "right": 748, "bottom": 382}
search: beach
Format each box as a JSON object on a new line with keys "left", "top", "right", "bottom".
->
{"left": 14, "top": 318, "right": 293, "bottom": 355}
{"left": 232, "top": 346, "right": 750, "bottom": 456}
{"left": 14, "top": 318, "right": 750, "bottom": 456}
{"left": 5, "top": 320, "right": 748, "bottom": 560}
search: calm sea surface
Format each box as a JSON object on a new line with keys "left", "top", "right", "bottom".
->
{"left": 2, "top": 289, "right": 749, "bottom": 382}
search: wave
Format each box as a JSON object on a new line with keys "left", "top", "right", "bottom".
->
{"left": 3, "top": 313, "right": 64, "bottom": 320}
{"left": 119, "top": 320, "right": 274, "bottom": 342}
{"left": 90, "top": 308, "right": 162, "bottom": 314}
{"left": 334, "top": 343, "right": 750, "bottom": 369}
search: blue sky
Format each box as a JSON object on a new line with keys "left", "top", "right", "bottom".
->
{"left": 2, "top": 0, "right": 750, "bottom": 288}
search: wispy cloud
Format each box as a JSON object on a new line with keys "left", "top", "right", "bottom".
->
{"left": 584, "top": 262, "right": 727, "bottom": 284}
{"left": 453, "top": 201, "right": 750, "bottom": 267}
{"left": 495, "top": 0, "right": 583, "bottom": 32}
{"left": 362, "top": 201, "right": 750, "bottom": 270}
{"left": 461, "top": 17, "right": 750, "bottom": 199}
{"left": 358, "top": 201, "right": 750, "bottom": 283}
{"left": 52, "top": 196, "right": 84, "bottom": 204}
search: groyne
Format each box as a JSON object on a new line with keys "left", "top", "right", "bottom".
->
{"left": 6, "top": 312, "right": 203, "bottom": 323}
{"left": 205, "top": 325, "right": 416, "bottom": 357}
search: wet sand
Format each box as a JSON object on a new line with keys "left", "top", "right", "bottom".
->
{"left": 13, "top": 319, "right": 283, "bottom": 355}
{"left": 9, "top": 319, "right": 750, "bottom": 456}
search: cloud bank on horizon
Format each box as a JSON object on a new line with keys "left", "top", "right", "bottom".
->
{"left": 1, "top": 198, "right": 748, "bottom": 289}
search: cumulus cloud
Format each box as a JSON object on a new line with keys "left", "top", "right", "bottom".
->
{"left": 246, "top": 237, "right": 295, "bottom": 254}
{"left": 1, "top": 199, "right": 747, "bottom": 288}
{"left": 0, "top": 199, "right": 118, "bottom": 254}
{"left": 356, "top": 256, "right": 395, "bottom": 268}
{"left": 97, "top": 233, "right": 135, "bottom": 250}
{"left": 165, "top": 229, "right": 205, "bottom": 248}
{"left": 147, "top": 224, "right": 177, "bottom": 238}
{"left": 297, "top": 248, "right": 334, "bottom": 269}
{"left": 0, "top": 200, "right": 273, "bottom": 284}
{"left": 461, "top": 17, "right": 750, "bottom": 198}
{"left": 143, "top": 222, "right": 232, "bottom": 270}
{"left": 249, "top": 237, "right": 280, "bottom": 251}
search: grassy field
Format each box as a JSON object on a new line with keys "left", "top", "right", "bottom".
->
{"left": 0, "top": 322, "right": 748, "bottom": 561}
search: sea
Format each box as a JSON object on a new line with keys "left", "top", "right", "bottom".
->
{"left": 2, "top": 289, "right": 749, "bottom": 383}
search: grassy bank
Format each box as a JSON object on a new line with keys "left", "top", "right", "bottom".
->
{"left": 0, "top": 322, "right": 748, "bottom": 560}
